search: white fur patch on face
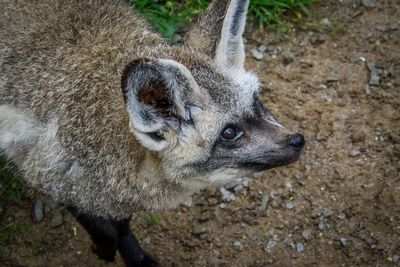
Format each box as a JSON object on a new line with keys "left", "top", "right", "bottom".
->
{"left": 224, "top": 67, "right": 261, "bottom": 114}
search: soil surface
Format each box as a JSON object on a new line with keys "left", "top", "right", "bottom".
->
{"left": 1, "top": 0, "right": 399, "bottom": 266}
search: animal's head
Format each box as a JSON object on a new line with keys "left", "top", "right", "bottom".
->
{"left": 122, "top": 0, "right": 304, "bottom": 185}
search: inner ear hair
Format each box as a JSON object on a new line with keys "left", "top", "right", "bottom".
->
{"left": 138, "top": 80, "right": 174, "bottom": 118}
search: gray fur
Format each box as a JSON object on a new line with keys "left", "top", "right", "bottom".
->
{"left": 0, "top": 0, "right": 303, "bottom": 219}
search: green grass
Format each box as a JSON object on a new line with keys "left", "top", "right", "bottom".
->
{"left": 142, "top": 213, "right": 161, "bottom": 225}
{"left": 128, "top": 0, "right": 319, "bottom": 38}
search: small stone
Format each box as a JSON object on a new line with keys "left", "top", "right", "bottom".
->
{"left": 265, "top": 239, "right": 277, "bottom": 253}
{"left": 143, "top": 237, "right": 151, "bottom": 244}
{"left": 319, "top": 18, "right": 331, "bottom": 27}
{"left": 241, "top": 178, "right": 250, "bottom": 188}
{"left": 337, "top": 212, "right": 346, "bottom": 220}
{"left": 340, "top": 237, "right": 348, "bottom": 247}
{"left": 225, "top": 180, "right": 239, "bottom": 190}
{"left": 219, "top": 203, "right": 226, "bottom": 209}
{"left": 220, "top": 188, "right": 236, "bottom": 202}
{"left": 192, "top": 225, "right": 207, "bottom": 235}
{"left": 50, "top": 212, "right": 64, "bottom": 228}
{"left": 251, "top": 48, "right": 263, "bottom": 60}
{"left": 323, "top": 208, "right": 333, "bottom": 217}
{"left": 259, "top": 195, "right": 270, "bottom": 213}
{"left": 349, "top": 150, "right": 361, "bottom": 157}
{"left": 350, "top": 56, "right": 364, "bottom": 63}
{"left": 304, "top": 164, "right": 312, "bottom": 172}
{"left": 285, "top": 202, "right": 295, "bottom": 210}
{"left": 361, "top": 0, "right": 376, "bottom": 8}
{"left": 302, "top": 229, "right": 311, "bottom": 240}
{"left": 369, "top": 69, "right": 381, "bottom": 86}
{"left": 318, "top": 222, "right": 325, "bottom": 231}
{"left": 233, "top": 240, "right": 243, "bottom": 250}
{"left": 233, "top": 184, "right": 245, "bottom": 193}
{"left": 258, "top": 45, "right": 268, "bottom": 53}
{"left": 364, "top": 236, "right": 377, "bottom": 247}
{"left": 33, "top": 199, "right": 44, "bottom": 222}
{"left": 296, "top": 243, "right": 305, "bottom": 253}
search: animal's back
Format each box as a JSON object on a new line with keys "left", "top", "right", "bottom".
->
{"left": 0, "top": 0, "right": 165, "bottom": 216}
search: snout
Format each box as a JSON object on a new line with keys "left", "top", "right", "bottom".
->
{"left": 289, "top": 133, "right": 305, "bottom": 152}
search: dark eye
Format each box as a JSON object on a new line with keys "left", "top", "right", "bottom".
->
{"left": 220, "top": 125, "right": 243, "bottom": 141}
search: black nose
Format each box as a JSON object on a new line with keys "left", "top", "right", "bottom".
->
{"left": 290, "top": 133, "right": 305, "bottom": 151}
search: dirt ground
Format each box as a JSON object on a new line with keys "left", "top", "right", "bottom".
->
{"left": 1, "top": 0, "right": 399, "bottom": 266}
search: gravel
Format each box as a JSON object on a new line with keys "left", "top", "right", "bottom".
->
{"left": 220, "top": 188, "right": 236, "bottom": 202}
{"left": 285, "top": 202, "right": 295, "bottom": 210}
{"left": 33, "top": 199, "right": 44, "bottom": 222}
{"left": 361, "top": 0, "right": 376, "bottom": 8}
{"left": 296, "top": 242, "right": 305, "bottom": 253}
{"left": 265, "top": 239, "right": 278, "bottom": 253}
{"left": 340, "top": 237, "right": 348, "bottom": 247}
{"left": 258, "top": 45, "right": 268, "bottom": 53}
{"left": 259, "top": 195, "right": 270, "bottom": 213}
{"left": 50, "top": 212, "right": 64, "bottom": 228}
{"left": 302, "top": 229, "right": 312, "bottom": 240}
{"left": 192, "top": 224, "right": 207, "bottom": 235}
{"left": 251, "top": 48, "right": 263, "bottom": 60}
{"left": 349, "top": 150, "right": 361, "bottom": 157}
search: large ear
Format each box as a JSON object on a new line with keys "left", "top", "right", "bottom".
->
{"left": 121, "top": 59, "right": 201, "bottom": 151}
{"left": 185, "top": 0, "right": 249, "bottom": 70}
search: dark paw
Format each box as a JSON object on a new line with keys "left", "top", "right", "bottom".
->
{"left": 91, "top": 244, "right": 116, "bottom": 262}
{"left": 123, "top": 250, "right": 159, "bottom": 267}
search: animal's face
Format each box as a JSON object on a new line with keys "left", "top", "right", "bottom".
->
{"left": 122, "top": 0, "right": 304, "bottom": 185}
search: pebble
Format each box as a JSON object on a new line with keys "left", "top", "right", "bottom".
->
{"left": 233, "top": 241, "right": 243, "bottom": 250}
{"left": 251, "top": 48, "right": 263, "bottom": 60}
{"left": 304, "top": 164, "right": 312, "bottom": 172}
{"left": 302, "top": 229, "right": 311, "bottom": 240}
{"left": 337, "top": 212, "right": 346, "bottom": 220}
{"left": 350, "top": 56, "right": 366, "bottom": 63}
{"left": 192, "top": 224, "right": 207, "bottom": 235}
{"left": 50, "top": 212, "right": 63, "bottom": 228}
{"left": 323, "top": 208, "right": 334, "bottom": 217}
{"left": 219, "top": 203, "right": 226, "bottom": 209}
{"left": 296, "top": 242, "right": 305, "bottom": 253}
{"left": 220, "top": 188, "right": 236, "bottom": 202}
{"left": 340, "top": 237, "right": 348, "bottom": 247}
{"left": 33, "top": 199, "right": 44, "bottom": 222}
{"left": 349, "top": 150, "right": 361, "bottom": 157}
{"left": 265, "top": 239, "right": 277, "bottom": 253}
{"left": 259, "top": 195, "right": 270, "bottom": 213}
{"left": 285, "top": 202, "right": 295, "bottom": 210}
{"left": 233, "top": 184, "right": 245, "bottom": 193}
{"left": 258, "top": 45, "right": 268, "bottom": 53}
{"left": 364, "top": 236, "right": 377, "bottom": 247}
{"left": 361, "top": 0, "right": 376, "bottom": 8}
{"left": 319, "top": 18, "right": 331, "bottom": 27}
{"left": 318, "top": 222, "right": 325, "bottom": 231}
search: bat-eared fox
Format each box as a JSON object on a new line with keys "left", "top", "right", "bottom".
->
{"left": 0, "top": 0, "right": 305, "bottom": 265}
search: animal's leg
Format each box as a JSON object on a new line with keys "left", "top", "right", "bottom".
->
{"left": 115, "top": 217, "right": 159, "bottom": 267}
{"left": 66, "top": 207, "right": 118, "bottom": 262}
